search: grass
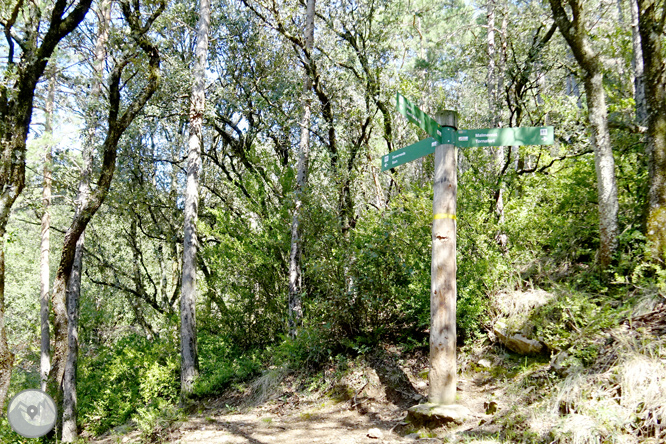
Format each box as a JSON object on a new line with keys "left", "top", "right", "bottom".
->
{"left": 463, "top": 285, "right": 666, "bottom": 444}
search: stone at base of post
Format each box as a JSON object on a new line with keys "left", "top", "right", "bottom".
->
{"left": 406, "top": 403, "right": 472, "bottom": 428}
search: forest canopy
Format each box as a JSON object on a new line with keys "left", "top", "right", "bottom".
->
{"left": 1, "top": 0, "right": 665, "bottom": 441}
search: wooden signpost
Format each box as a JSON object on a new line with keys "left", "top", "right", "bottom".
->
{"left": 388, "top": 93, "right": 554, "bottom": 406}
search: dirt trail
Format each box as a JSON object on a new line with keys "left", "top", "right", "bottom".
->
{"left": 91, "top": 378, "right": 499, "bottom": 444}
{"left": 89, "top": 350, "right": 504, "bottom": 444}
{"left": 171, "top": 400, "right": 411, "bottom": 444}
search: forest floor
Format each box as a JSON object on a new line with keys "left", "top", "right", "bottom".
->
{"left": 86, "top": 289, "right": 666, "bottom": 444}
{"left": 88, "top": 346, "right": 505, "bottom": 444}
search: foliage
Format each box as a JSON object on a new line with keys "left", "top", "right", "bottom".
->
{"left": 78, "top": 335, "right": 179, "bottom": 435}
{"left": 193, "top": 333, "right": 262, "bottom": 397}
{"left": 529, "top": 289, "right": 624, "bottom": 364}
{"left": 0, "top": 417, "right": 44, "bottom": 444}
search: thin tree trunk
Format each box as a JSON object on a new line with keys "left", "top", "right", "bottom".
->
{"left": 0, "top": 233, "right": 13, "bottom": 415}
{"left": 487, "top": 0, "right": 497, "bottom": 126}
{"left": 129, "top": 218, "right": 156, "bottom": 339}
{"left": 630, "top": 0, "right": 647, "bottom": 125}
{"left": 548, "top": 0, "right": 619, "bottom": 268}
{"left": 618, "top": 0, "right": 625, "bottom": 22}
{"left": 169, "top": 143, "right": 181, "bottom": 312}
{"left": 48, "top": 0, "right": 163, "bottom": 425}
{"left": 157, "top": 244, "right": 170, "bottom": 310}
{"left": 288, "top": 0, "right": 316, "bottom": 338}
{"left": 488, "top": 0, "right": 507, "bottom": 227}
{"left": 496, "top": 5, "right": 507, "bottom": 225}
{"left": 637, "top": 0, "right": 666, "bottom": 261}
{"left": 62, "top": 2, "right": 110, "bottom": 438}
{"left": 181, "top": 0, "right": 210, "bottom": 397}
{"left": 41, "top": 64, "right": 57, "bottom": 392}
{"left": 62, "top": 235, "right": 82, "bottom": 440}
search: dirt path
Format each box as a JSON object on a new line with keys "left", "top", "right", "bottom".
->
{"left": 88, "top": 350, "right": 505, "bottom": 444}
{"left": 91, "top": 378, "right": 499, "bottom": 444}
{"left": 170, "top": 399, "right": 412, "bottom": 444}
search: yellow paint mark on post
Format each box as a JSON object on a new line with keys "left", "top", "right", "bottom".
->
{"left": 433, "top": 214, "right": 456, "bottom": 220}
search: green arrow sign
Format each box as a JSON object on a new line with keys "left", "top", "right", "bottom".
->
{"left": 381, "top": 137, "right": 438, "bottom": 172}
{"left": 388, "top": 94, "right": 555, "bottom": 171}
{"left": 396, "top": 93, "right": 444, "bottom": 142}
{"left": 455, "top": 126, "right": 554, "bottom": 148}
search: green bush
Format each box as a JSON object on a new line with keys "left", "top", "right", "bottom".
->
{"left": 193, "top": 333, "right": 262, "bottom": 397}
{"left": 78, "top": 334, "right": 179, "bottom": 435}
{"left": 528, "top": 288, "right": 624, "bottom": 362}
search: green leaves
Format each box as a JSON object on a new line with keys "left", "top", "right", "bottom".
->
{"left": 78, "top": 336, "right": 180, "bottom": 435}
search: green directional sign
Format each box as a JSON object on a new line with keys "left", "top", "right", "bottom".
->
{"left": 455, "top": 126, "right": 554, "bottom": 148}
{"left": 381, "top": 137, "right": 439, "bottom": 172}
{"left": 387, "top": 94, "right": 556, "bottom": 172}
{"left": 396, "top": 93, "right": 445, "bottom": 143}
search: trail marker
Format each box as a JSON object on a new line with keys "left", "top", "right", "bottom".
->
{"left": 381, "top": 137, "right": 437, "bottom": 171}
{"left": 396, "top": 93, "right": 446, "bottom": 142}
{"left": 456, "top": 126, "right": 553, "bottom": 148}
{"left": 386, "top": 93, "right": 555, "bottom": 407}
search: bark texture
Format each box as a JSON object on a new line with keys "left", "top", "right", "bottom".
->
{"left": 0, "top": 0, "right": 93, "bottom": 413}
{"left": 40, "top": 65, "right": 56, "bottom": 392}
{"left": 0, "top": 237, "right": 12, "bottom": 415}
{"left": 430, "top": 111, "right": 458, "bottom": 405}
{"left": 637, "top": 0, "right": 666, "bottom": 260}
{"left": 62, "top": 238, "right": 82, "bottom": 440}
{"left": 548, "top": 0, "right": 619, "bottom": 268}
{"left": 181, "top": 0, "right": 211, "bottom": 396}
{"left": 62, "top": 3, "right": 111, "bottom": 438}
{"left": 288, "top": 0, "right": 316, "bottom": 338}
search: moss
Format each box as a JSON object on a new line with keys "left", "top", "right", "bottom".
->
{"left": 647, "top": 206, "right": 666, "bottom": 260}
{"left": 327, "top": 382, "right": 355, "bottom": 402}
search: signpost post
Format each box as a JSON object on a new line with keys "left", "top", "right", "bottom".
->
{"left": 388, "top": 93, "right": 554, "bottom": 411}
{"left": 430, "top": 111, "right": 458, "bottom": 405}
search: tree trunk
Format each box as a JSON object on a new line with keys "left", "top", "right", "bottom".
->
{"left": 0, "top": 233, "right": 13, "bottom": 415}
{"left": 488, "top": 0, "right": 507, "bottom": 228}
{"left": 631, "top": 0, "right": 647, "bottom": 125}
{"left": 129, "top": 218, "right": 156, "bottom": 339}
{"left": 0, "top": 0, "right": 93, "bottom": 413}
{"left": 548, "top": 0, "right": 619, "bottom": 268}
{"left": 637, "top": 0, "right": 666, "bottom": 261}
{"left": 288, "top": 0, "right": 316, "bottom": 338}
{"left": 62, "top": 235, "right": 82, "bottom": 440}
{"left": 181, "top": 0, "right": 210, "bottom": 397}
{"left": 585, "top": 72, "right": 619, "bottom": 266}
{"left": 40, "top": 64, "right": 57, "bottom": 392}
{"left": 487, "top": 0, "right": 497, "bottom": 125}
{"left": 62, "top": 2, "right": 110, "bottom": 438}
{"left": 47, "top": 0, "right": 163, "bottom": 420}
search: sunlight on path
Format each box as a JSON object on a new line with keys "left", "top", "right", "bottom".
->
{"left": 173, "top": 403, "right": 409, "bottom": 444}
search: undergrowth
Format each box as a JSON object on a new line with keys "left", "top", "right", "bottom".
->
{"left": 480, "top": 278, "right": 666, "bottom": 444}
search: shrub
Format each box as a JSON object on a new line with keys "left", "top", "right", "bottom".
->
{"left": 78, "top": 334, "right": 179, "bottom": 435}
{"left": 193, "top": 333, "right": 262, "bottom": 397}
